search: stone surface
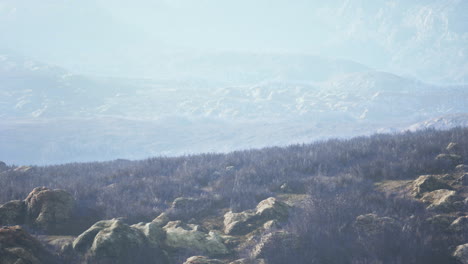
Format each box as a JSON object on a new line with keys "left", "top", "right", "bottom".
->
{"left": 411, "top": 175, "right": 451, "bottom": 197}
{"left": 435, "top": 154, "right": 462, "bottom": 162}
{"left": 453, "top": 244, "right": 468, "bottom": 264}
{"left": 163, "top": 221, "right": 229, "bottom": 256}
{"left": 420, "top": 189, "right": 461, "bottom": 212}
{"left": 24, "top": 187, "right": 75, "bottom": 234}
{"left": 224, "top": 197, "right": 289, "bottom": 235}
{"left": 457, "top": 173, "right": 468, "bottom": 186}
{"left": 456, "top": 164, "right": 468, "bottom": 172}
{"left": 0, "top": 226, "right": 58, "bottom": 264}
{"left": 183, "top": 256, "right": 224, "bottom": 264}
{"left": 446, "top": 142, "right": 461, "bottom": 153}
{"left": 72, "top": 218, "right": 168, "bottom": 264}
{"left": 0, "top": 200, "right": 26, "bottom": 226}
{"left": 450, "top": 216, "right": 468, "bottom": 233}
{"left": 131, "top": 221, "right": 166, "bottom": 247}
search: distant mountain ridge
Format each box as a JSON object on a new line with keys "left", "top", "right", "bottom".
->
{"left": 1, "top": 52, "right": 467, "bottom": 165}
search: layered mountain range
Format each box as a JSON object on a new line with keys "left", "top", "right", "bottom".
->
{"left": 1, "top": 52, "right": 467, "bottom": 165}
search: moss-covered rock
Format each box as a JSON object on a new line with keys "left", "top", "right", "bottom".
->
{"left": 163, "top": 221, "right": 229, "bottom": 256}
{"left": 72, "top": 218, "right": 168, "bottom": 264}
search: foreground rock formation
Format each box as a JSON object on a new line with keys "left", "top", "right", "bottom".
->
{"left": 0, "top": 187, "right": 75, "bottom": 234}
{"left": 71, "top": 218, "right": 169, "bottom": 264}
{"left": 0, "top": 225, "right": 58, "bottom": 264}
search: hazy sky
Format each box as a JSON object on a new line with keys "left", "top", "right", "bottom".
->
{"left": 0, "top": 0, "right": 467, "bottom": 83}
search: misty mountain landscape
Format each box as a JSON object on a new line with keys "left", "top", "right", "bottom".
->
{"left": 0, "top": 1, "right": 467, "bottom": 264}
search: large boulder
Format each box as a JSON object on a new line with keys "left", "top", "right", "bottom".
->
{"left": 450, "top": 216, "right": 468, "bottom": 234}
{"left": 411, "top": 175, "right": 451, "bottom": 197}
{"left": 0, "top": 225, "right": 58, "bottom": 264}
{"left": 163, "top": 221, "right": 229, "bottom": 256}
{"left": 0, "top": 200, "right": 26, "bottom": 226}
{"left": 183, "top": 256, "right": 224, "bottom": 264}
{"left": 24, "top": 187, "right": 75, "bottom": 234}
{"left": 131, "top": 221, "right": 166, "bottom": 248}
{"left": 224, "top": 197, "right": 289, "bottom": 235}
{"left": 453, "top": 244, "right": 468, "bottom": 264}
{"left": 72, "top": 218, "right": 168, "bottom": 264}
{"left": 420, "top": 189, "right": 461, "bottom": 212}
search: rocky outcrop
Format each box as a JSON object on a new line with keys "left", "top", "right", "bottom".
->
{"left": 420, "top": 189, "right": 461, "bottom": 212}
{"left": 435, "top": 154, "right": 462, "bottom": 163}
{"left": 354, "top": 214, "right": 400, "bottom": 236}
{"left": 183, "top": 256, "right": 224, "bottom": 264}
{"left": 224, "top": 198, "right": 289, "bottom": 235}
{"left": 72, "top": 218, "right": 168, "bottom": 264}
{"left": 456, "top": 164, "right": 468, "bottom": 172}
{"left": 453, "top": 244, "right": 468, "bottom": 264}
{"left": 24, "top": 187, "right": 75, "bottom": 234}
{"left": 0, "top": 200, "right": 26, "bottom": 226}
{"left": 446, "top": 142, "right": 462, "bottom": 154}
{"left": 450, "top": 216, "right": 468, "bottom": 233}
{"left": 163, "top": 221, "right": 229, "bottom": 256}
{"left": 411, "top": 175, "right": 452, "bottom": 197}
{"left": 0, "top": 226, "right": 58, "bottom": 264}
{"left": 131, "top": 221, "right": 166, "bottom": 248}
{"left": 457, "top": 173, "right": 468, "bottom": 186}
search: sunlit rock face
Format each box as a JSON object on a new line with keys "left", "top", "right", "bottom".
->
{"left": 72, "top": 218, "right": 169, "bottom": 264}
{"left": 224, "top": 197, "right": 289, "bottom": 236}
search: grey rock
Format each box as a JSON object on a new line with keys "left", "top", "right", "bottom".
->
{"left": 72, "top": 218, "right": 168, "bottom": 264}
{"left": 224, "top": 198, "right": 289, "bottom": 235}
{"left": 421, "top": 189, "right": 461, "bottom": 212}
{"left": 24, "top": 187, "right": 75, "bottom": 234}
{"left": 163, "top": 221, "right": 229, "bottom": 256}
{"left": 453, "top": 244, "right": 468, "bottom": 264}
{"left": 411, "top": 175, "right": 451, "bottom": 197}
